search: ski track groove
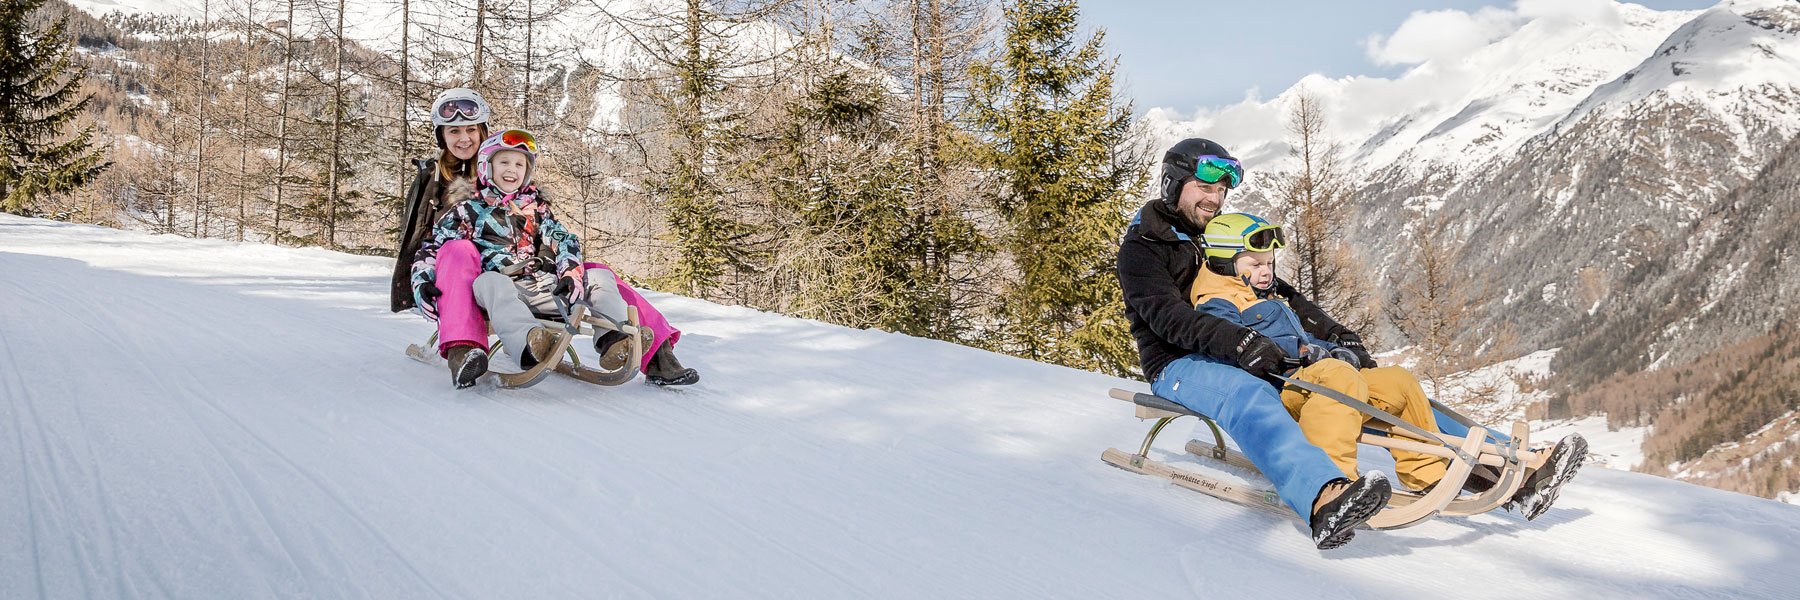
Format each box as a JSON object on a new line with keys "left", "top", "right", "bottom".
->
{"left": 13, "top": 280, "right": 146, "bottom": 599}
{"left": 0, "top": 296, "right": 49, "bottom": 600}
{"left": 124, "top": 299, "right": 446, "bottom": 599}
{"left": 56, "top": 269, "right": 310, "bottom": 599}
{"left": 6, "top": 254, "right": 431, "bottom": 599}
{"left": 171, "top": 269, "right": 669, "bottom": 597}
{"left": 4, "top": 282, "right": 101, "bottom": 599}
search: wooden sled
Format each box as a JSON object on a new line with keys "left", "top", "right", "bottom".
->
{"left": 1101, "top": 379, "right": 1532, "bottom": 530}
{"left": 406, "top": 302, "right": 645, "bottom": 389}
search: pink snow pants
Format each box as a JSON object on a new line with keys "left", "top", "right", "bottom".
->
{"left": 431, "top": 239, "right": 680, "bottom": 370}
{"left": 433, "top": 240, "right": 489, "bottom": 356}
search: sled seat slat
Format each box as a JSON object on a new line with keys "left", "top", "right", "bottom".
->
{"left": 1109, "top": 388, "right": 1198, "bottom": 420}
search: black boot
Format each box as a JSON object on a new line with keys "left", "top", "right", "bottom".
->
{"left": 446, "top": 345, "right": 488, "bottom": 389}
{"left": 1508, "top": 433, "right": 1588, "bottom": 520}
{"left": 1309, "top": 473, "right": 1392, "bottom": 550}
{"left": 645, "top": 342, "right": 699, "bottom": 386}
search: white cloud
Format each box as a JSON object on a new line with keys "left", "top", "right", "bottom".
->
{"left": 1363, "top": 7, "right": 1521, "bottom": 66}
{"left": 1362, "top": 1, "right": 1628, "bottom": 67}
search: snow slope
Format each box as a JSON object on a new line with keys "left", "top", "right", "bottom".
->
{"left": 3, "top": 214, "right": 1799, "bottom": 599}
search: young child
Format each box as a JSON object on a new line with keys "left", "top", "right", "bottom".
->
{"left": 409, "top": 129, "right": 643, "bottom": 387}
{"left": 1191, "top": 213, "right": 1451, "bottom": 493}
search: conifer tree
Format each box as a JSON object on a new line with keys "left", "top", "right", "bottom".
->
{"left": 1269, "top": 89, "right": 1374, "bottom": 337}
{"left": 761, "top": 31, "right": 913, "bottom": 329}
{"left": 597, "top": 0, "right": 784, "bottom": 298}
{"left": 0, "top": 0, "right": 110, "bottom": 214}
{"left": 969, "top": 0, "right": 1143, "bottom": 375}
{"left": 854, "top": 0, "right": 991, "bottom": 340}
{"left": 1386, "top": 213, "right": 1479, "bottom": 396}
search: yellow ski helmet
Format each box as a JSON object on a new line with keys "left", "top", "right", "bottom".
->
{"left": 1201, "top": 212, "right": 1285, "bottom": 276}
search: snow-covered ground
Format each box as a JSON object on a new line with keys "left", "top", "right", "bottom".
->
{"left": 3, "top": 214, "right": 1799, "bottom": 599}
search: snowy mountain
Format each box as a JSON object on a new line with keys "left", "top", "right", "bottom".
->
{"left": 5, "top": 215, "right": 1800, "bottom": 598}
{"left": 1141, "top": 0, "right": 1800, "bottom": 218}
{"left": 1137, "top": 1, "right": 1699, "bottom": 182}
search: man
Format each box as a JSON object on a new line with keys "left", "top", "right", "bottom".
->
{"left": 1115, "top": 138, "right": 1390, "bottom": 550}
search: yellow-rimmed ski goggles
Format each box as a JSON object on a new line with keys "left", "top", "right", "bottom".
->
{"left": 1201, "top": 213, "right": 1285, "bottom": 259}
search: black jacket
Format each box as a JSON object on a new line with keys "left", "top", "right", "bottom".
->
{"left": 1117, "top": 200, "right": 1242, "bottom": 380}
{"left": 1116, "top": 200, "right": 1352, "bottom": 380}
{"left": 390, "top": 158, "right": 448, "bottom": 313}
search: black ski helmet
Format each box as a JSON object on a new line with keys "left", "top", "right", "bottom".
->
{"left": 1159, "top": 138, "right": 1237, "bottom": 210}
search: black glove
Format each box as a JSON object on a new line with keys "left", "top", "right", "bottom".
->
{"left": 1231, "top": 328, "right": 1289, "bottom": 386}
{"left": 554, "top": 275, "right": 591, "bottom": 306}
{"left": 1328, "top": 346, "right": 1360, "bottom": 366}
{"left": 419, "top": 280, "right": 442, "bottom": 304}
{"left": 1330, "top": 332, "right": 1377, "bottom": 369}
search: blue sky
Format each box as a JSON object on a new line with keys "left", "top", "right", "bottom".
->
{"left": 1081, "top": 0, "right": 1720, "bottom": 115}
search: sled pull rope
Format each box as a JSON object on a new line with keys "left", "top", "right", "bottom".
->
{"left": 550, "top": 296, "right": 583, "bottom": 335}
{"left": 1275, "top": 374, "right": 1477, "bottom": 465}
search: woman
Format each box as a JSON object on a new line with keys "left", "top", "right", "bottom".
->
{"left": 392, "top": 88, "right": 699, "bottom": 389}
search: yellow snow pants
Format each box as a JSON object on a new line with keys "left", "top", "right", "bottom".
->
{"left": 1279, "top": 359, "right": 1450, "bottom": 491}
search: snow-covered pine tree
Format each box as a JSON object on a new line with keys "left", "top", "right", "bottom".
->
{"left": 969, "top": 0, "right": 1143, "bottom": 376}
{"left": 0, "top": 0, "right": 110, "bottom": 215}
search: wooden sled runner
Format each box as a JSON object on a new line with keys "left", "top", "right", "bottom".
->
{"left": 1101, "top": 377, "right": 1533, "bottom": 530}
{"left": 406, "top": 301, "right": 646, "bottom": 389}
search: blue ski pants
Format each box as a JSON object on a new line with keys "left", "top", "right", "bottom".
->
{"left": 1152, "top": 354, "right": 1347, "bottom": 519}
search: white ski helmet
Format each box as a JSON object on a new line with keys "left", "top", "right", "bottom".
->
{"left": 430, "top": 87, "right": 491, "bottom": 128}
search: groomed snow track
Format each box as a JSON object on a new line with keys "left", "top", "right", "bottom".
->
{"left": 3, "top": 215, "right": 1797, "bottom": 599}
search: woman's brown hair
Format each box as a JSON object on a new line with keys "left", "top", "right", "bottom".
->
{"left": 436, "top": 124, "right": 489, "bottom": 182}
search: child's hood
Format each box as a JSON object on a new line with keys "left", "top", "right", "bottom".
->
{"left": 1190, "top": 267, "right": 1261, "bottom": 310}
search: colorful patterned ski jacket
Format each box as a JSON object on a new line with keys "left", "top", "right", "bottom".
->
{"left": 409, "top": 179, "right": 585, "bottom": 318}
